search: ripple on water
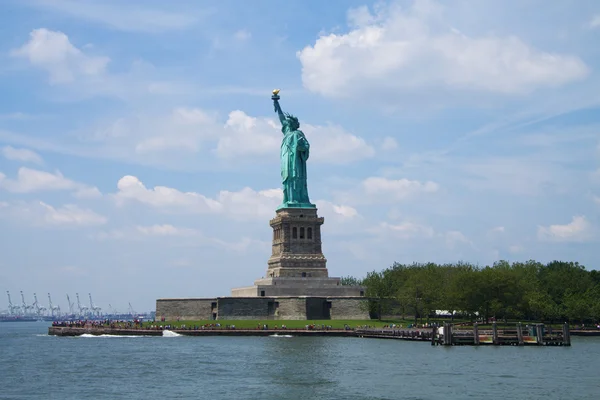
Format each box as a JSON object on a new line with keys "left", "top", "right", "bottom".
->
{"left": 1, "top": 323, "right": 599, "bottom": 400}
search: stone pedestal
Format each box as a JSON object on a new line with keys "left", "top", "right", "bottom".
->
{"left": 267, "top": 207, "right": 327, "bottom": 278}
{"left": 231, "top": 207, "right": 365, "bottom": 298}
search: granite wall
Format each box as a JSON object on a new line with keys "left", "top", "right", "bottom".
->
{"left": 156, "top": 296, "right": 370, "bottom": 321}
{"left": 156, "top": 298, "right": 215, "bottom": 321}
{"left": 329, "top": 298, "right": 370, "bottom": 320}
{"left": 217, "top": 297, "right": 274, "bottom": 320}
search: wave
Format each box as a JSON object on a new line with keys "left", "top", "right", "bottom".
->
{"left": 79, "top": 333, "right": 144, "bottom": 338}
{"left": 269, "top": 334, "right": 293, "bottom": 338}
{"left": 162, "top": 330, "right": 182, "bottom": 337}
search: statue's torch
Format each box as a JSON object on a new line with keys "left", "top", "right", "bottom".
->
{"left": 272, "top": 89, "right": 281, "bottom": 112}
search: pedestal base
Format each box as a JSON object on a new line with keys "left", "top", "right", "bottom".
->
{"left": 231, "top": 277, "right": 365, "bottom": 297}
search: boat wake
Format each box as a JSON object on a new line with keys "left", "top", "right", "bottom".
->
{"left": 162, "top": 330, "right": 182, "bottom": 337}
{"left": 79, "top": 333, "right": 144, "bottom": 338}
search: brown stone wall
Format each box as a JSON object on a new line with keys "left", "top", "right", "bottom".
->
{"left": 329, "top": 298, "right": 370, "bottom": 320}
{"left": 155, "top": 296, "right": 371, "bottom": 321}
{"left": 217, "top": 297, "right": 273, "bottom": 320}
{"left": 276, "top": 298, "right": 308, "bottom": 320}
{"left": 156, "top": 298, "right": 215, "bottom": 321}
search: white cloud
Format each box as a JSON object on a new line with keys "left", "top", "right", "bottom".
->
{"left": 330, "top": 204, "right": 358, "bottom": 219}
{"left": 0, "top": 167, "right": 100, "bottom": 196}
{"left": 113, "top": 175, "right": 222, "bottom": 212}
{"left": 305, "top": 123, "right": 375, "bottom": 164}
{"left": 537, "top": 215, "right": 593, "bottom": 242}
{"left": 93, "top": 224, "right": 268, "bottom": 254}
{"left": 29, "top": 0, "right": 200, "bottom": 33}
{"left": 73, "top": 186, "right": 102, "bottom": 199}
{"left": 589, "top": 15, "right": 600, "bottom": 29}
{"left": 40, "top": 202, "right": 106, "bottom": 226}
{"left": 297, "top": 1, "right": 588, "bottom": 99}
{"left": 134, "top": 108, "right": 219, "bottom": 154}
{"left": 211, "top": 237, "right": 270, "bottom": 253}
{"left": 490, "top": 226, "right": 505, "bottom": 234}
{"left": 445, "top": 230, "right": 472, "bottom": 249}
{"left": 11, "top": 28, "right": 109, "bottom": 84}
{"left": 371, "top": 221, "right": 435, "bottom": 240}
{"left": 214, "top": 111, "right": 280, "bottom": 159}
{"left": 0, "top": 168, "right": 76, "bottom": 193}
{"left": 136, "top": 224, "right": 198, "bottom": 237}
{"left": 215, "top": 110, "right": 375, "bottom": 164}
{"left": 234, "top": 30, "right": 251, "bottom": 41}
{"left": 112, "top": 175, "right": 281, "bottom": 220}
{"left": 75, "top": 108, "right": 373, "bottom": 167}
{"left": 361, "top": 177, "right": 439, "bottom": 201}
{"left": 508, "top": 245, "right": 523, "bottom": 254}
{"left": 593, "top": 195, "right": 600, "bottom": 205}
{"left": 0, "top": 201, "right": 106, "bottom": 227}
{"left": 1, "top": 146, "right": 43, "bottom": 164}
{"left": 217, "top": 187, "right": 282, "bottom": 220}
{"left": 380, "top": 137, "right": 398, "bottom": 151}
{"left": 315, "top": 200, "right": 361, "bottom": 232}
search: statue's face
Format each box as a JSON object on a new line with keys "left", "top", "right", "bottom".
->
{"left": 287, "top": 118, "right": 300, "bottom": 130}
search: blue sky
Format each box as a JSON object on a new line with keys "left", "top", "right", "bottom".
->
{"left": 1, "top": 0, "right": 599, "bottom": 313}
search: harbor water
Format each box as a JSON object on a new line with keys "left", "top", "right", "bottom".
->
{"left": 1, "top": 322, "right": 599, "bottom": 399}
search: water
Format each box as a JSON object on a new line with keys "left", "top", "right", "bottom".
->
{"left": 1, "top": 322, "right": 599, "bottom": 400}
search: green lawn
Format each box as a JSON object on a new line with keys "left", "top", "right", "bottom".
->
{"left": 143, "top": 318, "right": 566, "bottom": 330}
{"left": 144, "top": 319, "right": 452, "bottom": 329}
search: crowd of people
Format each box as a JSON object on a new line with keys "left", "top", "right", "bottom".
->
{"left": 52, "top": 319, "right": 146, "bottom": 329}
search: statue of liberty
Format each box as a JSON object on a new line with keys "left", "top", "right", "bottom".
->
{"left": 272, "top": 89, "right": 315, "bottom": 209}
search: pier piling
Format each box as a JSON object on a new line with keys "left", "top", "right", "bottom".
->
{"left": 562, "top": 323, "right": 571, "bottom": 346}
{"left": 536, "top": 324, "right": 544, "bottom": 345}
{"left": 517, "top": 323, "right": 524, "bottom": 346}
{"left": 492, "top": 322, "right": 498, "bottom": 345}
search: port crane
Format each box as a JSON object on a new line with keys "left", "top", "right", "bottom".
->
{"left": 20, "top": 291, "right": 34, "bottom": 316}
{"left": 6, "top": 291, "right": 21, "bottom": 315}
{"left": 88, "top": 293, "right": 101, "bottom": 316}
{"left": 48, "top": 293, "right": 61, "bottom": 317}
{"left": 76, "top": 293, "right": 89, "bottom": 317}
{"left": 33, "top": 293, "right": 47, "bottom": 317}
{"left": 66, "top": 294, "right": 75, "bottom": 316}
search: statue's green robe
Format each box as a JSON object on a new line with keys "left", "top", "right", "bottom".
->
{"left": 280, "top": 121, "right": 310, "bottom": 204}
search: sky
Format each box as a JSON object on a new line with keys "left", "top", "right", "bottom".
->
{"left": 0, "top": 0, "right": 599, "bottom": 314}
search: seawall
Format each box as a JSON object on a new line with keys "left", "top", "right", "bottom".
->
{"left": 47, "top": 326, "right": 357, "bottom": 337}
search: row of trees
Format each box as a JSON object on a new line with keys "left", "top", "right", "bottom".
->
{"left": 342, "top": 260, "right": 600, "bottom": 323}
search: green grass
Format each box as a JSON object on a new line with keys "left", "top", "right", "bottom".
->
{"left": 144, "top": 319, "right": 451, "bottom": 329}
{"left": 144, "top": 318, "right": 566, "bottom": 330}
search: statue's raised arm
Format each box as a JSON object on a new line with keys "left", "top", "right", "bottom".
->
{"left": 272, "top": 89, "right": 286, "bottom": 125}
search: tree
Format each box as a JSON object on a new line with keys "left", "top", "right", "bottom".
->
{"left": 340, "top": 276, "right": 362, "bottom": 286}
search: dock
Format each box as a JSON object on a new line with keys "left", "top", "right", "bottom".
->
{"left": 355, "top": 322, "right": 572, "bottom": 346}
{"left": 436, "top": 322, "right": 571, "bottom": 346}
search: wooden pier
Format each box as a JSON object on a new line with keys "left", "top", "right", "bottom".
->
{"left": 435, "top": 322, "right": 571, "bottom": 346}
{"left": 354, "top": 322, "right": 571, "bottom": 346}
